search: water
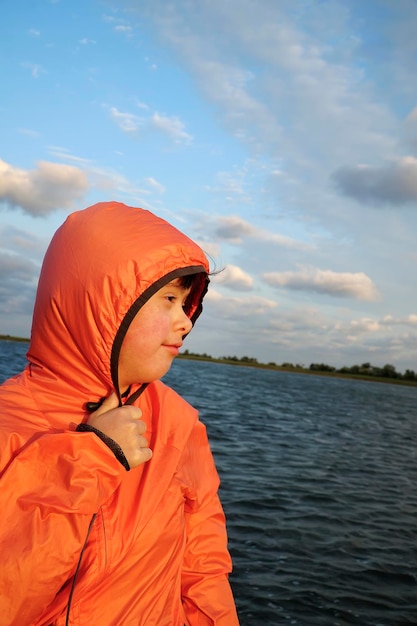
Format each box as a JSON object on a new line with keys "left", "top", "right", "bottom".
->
{"left": 2, "top": 340, "right": 417, "bottom": 625}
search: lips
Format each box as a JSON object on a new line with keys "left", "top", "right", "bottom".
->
{"left": 163, "top": 344, "right": 181, "bottom": 355}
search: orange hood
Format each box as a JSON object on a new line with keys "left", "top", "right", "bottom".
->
{"left": 27, "top": 201, "right": 209, "bottom": 414}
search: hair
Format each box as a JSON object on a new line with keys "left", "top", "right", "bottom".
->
{"left": 178, "top": 258, "right": 222, "bottom": 318}
{"left": 178, "top": 273, "right": 203, "bottom": 289}
{"left": 177, "top": 271, "right": 208, "bottom": 321}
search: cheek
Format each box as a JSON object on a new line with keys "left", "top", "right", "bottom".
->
{"left": 123, "top": 314, "right": 166, "bottom": 353}
{"left": 140, "top": 314, "right": 168, "bottom": 339}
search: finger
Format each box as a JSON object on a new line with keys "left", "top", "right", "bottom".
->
{"left": 134, "top": 420, "right": 147, "bottom": 435}
{"left": 125, "top": 406, "right": 143, "bottom": 421}
{"left": 89, "top": 391, "right": 119, "bottom": 417}
{"left": 133, "top": 447, "right": 153, "bottom": 467}
{"left": 137, "top": 434, "right": 149, "bottom": 448}
{"left": 142, "top": 448, "right": 153, "bottom": 462}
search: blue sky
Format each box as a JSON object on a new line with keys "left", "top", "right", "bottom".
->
{"left": 2, "top": 0, "right": 417, "bottom": 371}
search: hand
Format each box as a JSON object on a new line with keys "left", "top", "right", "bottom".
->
{"left": 87, "top": 392, "right": 152, "bottom": 469}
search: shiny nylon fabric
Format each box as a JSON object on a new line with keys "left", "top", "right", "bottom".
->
{"left": 0, "top": 202, "right": 239, "bottom": 625}
{"left": 28, "top": 201, "right": 209, "bottom": 404}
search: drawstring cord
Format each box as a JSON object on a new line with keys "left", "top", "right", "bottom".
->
{"left": 65, "top": 513, "right": 97, "bottom": 626}
{"left": 65, "top": 385, "right": 146, "bottom": 623}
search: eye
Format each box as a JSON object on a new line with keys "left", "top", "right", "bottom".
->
{"left": 166, "top": 295, "right": 176, "bottom": 303}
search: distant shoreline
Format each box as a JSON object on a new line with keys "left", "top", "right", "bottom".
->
{"left": 2, "top": 334, "right": 415, "bottom": 388}
{"left": 0, "top": 334, "right": 30, "bottom": 343}
{"left": 176, "top": 354, "right": 417, "bottom": 387}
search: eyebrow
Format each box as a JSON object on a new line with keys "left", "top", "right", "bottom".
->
{"left": 165, "top": 279, "right": 186, "bottom": 289}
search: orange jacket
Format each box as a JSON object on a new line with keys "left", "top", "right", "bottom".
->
{"left": 0, "top": 202, "right": 239, "bottom": 625}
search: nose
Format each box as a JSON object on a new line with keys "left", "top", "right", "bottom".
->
{"left": 178, "top": 307, "right": 193, "bottom": 335}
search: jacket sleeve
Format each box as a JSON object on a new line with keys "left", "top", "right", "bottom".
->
{"left": 180, "top": 421, "right": 240, "bottom": 625}
{"left": 0, "top": 430, "right": 126, "bottom": 626}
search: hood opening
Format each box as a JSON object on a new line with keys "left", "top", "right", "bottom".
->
{"left": 110, "top": 265, "right": 208, "bottom": 406}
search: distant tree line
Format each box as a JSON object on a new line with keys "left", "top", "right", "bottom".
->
{"left": 0, "top": 334, "right": 30, "bottom": 343}
{"left": 308, "top": 361, "right": 417, "bottom": 381}
{"left": 181, "top": 351, "right": 417, "bottom": 382}
{"left": 1, "top": 337, "right": 415, "bottom": 382}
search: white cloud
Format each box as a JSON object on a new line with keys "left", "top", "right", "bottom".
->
{"left": 0, "top": 251, "right": 38, "bottom": 282}
{"left": 212, "top": 264, "right": 254, "bottom": 291}
{"left": 205, "top": 289, "right": 277, "bottom": 318}
{"left": 48, "top": 147, "right": 92, "bottom": 165}
{"left": 348, "top": 318, "right": 381, "bottom": 333}
{"left": 134, "top": 100, "right": 150, "bottom": 110}
{"left": 4, "top": 0, "right": 417, "bottom": 371}
{"left": 145, "top": 177, "right": 165, "bottom": 194}
{"left": 211, "top": 214, "right": 311, "bottom": 250}
{"left": 195, "top": 240, "right": 220, "bottom": 263}
{"left": 114, "top": 25, "right": 133, "bottom": 36}
{"left": 263, "top": 266, "right": 380, "bottom": 301}
{"left": 109, "top": 107, "right": 143, "bottom": 133}
{"left": 132, "top": 0, "right": 395, "bottom": 167}
{"left": 206, "top": 170, "right": 249, "bottom": 202}
{"left": 0, "top": 249, "right": 39, "bottom": 320}
{"left": 333, "top": 157, "right": 417, "bottom": 206}
{"left": 406, "top": 106, "right": 417, "bottom": 123}
{"left": 18, "top": 128, "right": 41, "bottom": 138}
{"left": 108, "top": 107, "right": 192, "bottom": 144}
{"left": 214, "top": 215, "right": 256, "bottom": 242}
{"left": 0, "top": 225, "right": 48, "bottom": 259}
{"left": 21, "top": 62, "right": 46, "bottom": 79}
{"left": 151, "top": 112, "right": 193, "bottom": 144}
{"left": 0, "top": 159, "right": 89, "bottom": 216}
{"left": 47, "top": 147, "right": 165, "bottom": 204}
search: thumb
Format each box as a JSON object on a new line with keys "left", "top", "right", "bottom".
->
{"left": 87, "top": 391, "right": 120, "bottom": 417}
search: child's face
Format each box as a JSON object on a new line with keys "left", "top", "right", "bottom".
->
{"left": 118, "top": 279, "right": 193, "bottom": 391}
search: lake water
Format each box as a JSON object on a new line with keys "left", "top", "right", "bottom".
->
{"left": 2, "top": 340, "right": 417, "bottom": 625}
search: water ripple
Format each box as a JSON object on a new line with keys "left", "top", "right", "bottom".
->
{"left": 3, "top": 343, "right": 417, "bottom": 625}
